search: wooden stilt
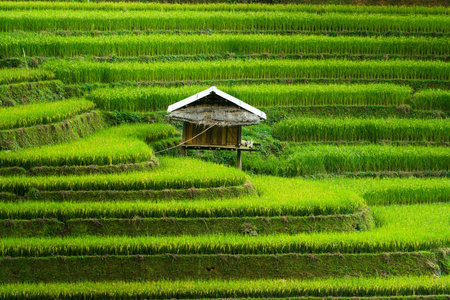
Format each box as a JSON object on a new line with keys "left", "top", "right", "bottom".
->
{"left": 180, "top": 146, "right": 187, "bottom": 157}
{"left": 236, "top": 149, "right": 242, "bottom": 170}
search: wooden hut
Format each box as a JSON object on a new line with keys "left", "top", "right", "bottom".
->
{"left": 167, "top": 86, "right": 266, "bottom": 169}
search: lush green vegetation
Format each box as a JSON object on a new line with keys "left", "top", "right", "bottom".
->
{"left": 0, "top": 252, "right": 437, "bottom": 282}
{"left": 413, "top": 89, "right": 450, "bottom": 111}
{"left": 2, "top": 11, "right": 448, "bottom": 33}
{"left": 0, "top": 68, "right": 53, "bottom": 85}
{"left": 0, "top": 123, "right": 177, "bottom": 168}
{"left": 2, "top": 34, "right": 448, "bottom": 58}
{"left": 0, "top": 80, "right": 65, "bottom": 107}
{"left": 323, "top": 177, "right": 450, "bottom": 205}
{"left": 0, "top": 176, "right": 364, "bottom": 219}
{"left": 0, "top": 111, "right": 107, "bottom": 151}
{"left": 1, "top": 276, "right": 449, "bottom": 299}
{"left": 0, "top": 156, "right": 248, "bottom": 195}
{"left": 1, "top": 213, "right": 372, "bottom": 238}
{"left": 43, "top": 59, "right": 450, "bottom": 84}
{"left": 275, "top": 117, "right": 450, "bottom": 142}
{"left": 244, "top": 145, "right": 450, "bottom": 176}
{"left": 89, "top": 84, "right": 413, "bottom": 112}
{"left": 0, "top": 99, "right": 94, "bottom": 130}
{"left": 0, "top": 203, "right": 448, "bottom": 256}
{"left": 0, "top": 0, "right": 448, "bottom": 295}
{"left": 1, "top": 2, "right": 448, "bottom": 15}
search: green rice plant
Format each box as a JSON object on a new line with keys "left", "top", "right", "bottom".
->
{"left": 1, "top": 11, "right": 448, "bottom": 33}
{"left": 0, "top": 68, "right": 54, "bottom": 84}
{"left": 0, "top": 80, "right": 65, "bottom": 107}
{"left": 0, "top": 111, "right": 107, "bottom": 151}
{"left": 413, "top": 89, "right": 450, "bottom": 111}
{"left": 0, "top": 176, "right": 364, "bottom": 219}
{"left": 0, "top": 156, "right": 247, "bottom": 196}
{"left": 0, "top": 99, "right": 94, "bottom": 130}
{"left": 0, "top": 123, "right": 177, "bottom": 169}
{"left": 322, "top": 177, "right": 450, "bottom": 206}
{"left": 2, "top": 33, "right": 448, "bottom": 58}
{"left": 42, "top": 59, "right": 450, "bottom": 84}
{"left": 0, "top": 203, "right": 448, "bottom": 256}
{"left": 275, "top": 117, "right": 450, "bottom": 142}
{"left": 244, "top": 145, "right": 450, "bottom": 176}
{"left": 1, "top": 2, "right": 447, "bottom": 15}
{"left": 88, "top": 84, "right": 412, "bottom": 112}
{"left": 0, "top": 276, "right": 449, "bottom": 299}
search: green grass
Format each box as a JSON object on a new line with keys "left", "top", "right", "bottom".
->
{"left": 413, "top": 89, "right": 450, "bottom": 111}
{"left": 88, "top": 83, "right": 412, "bottom": 112}
{"left": 1, "top": 11, "right": 448, "bottom": 33}
{"left": 275, "top": 117, "right": 450, "bottom": 143}
{"left": 0, "top": 123, "right": 177, "bottom": 169}
{"left": 0, "top": 99, "right": 94, "bottom": 130}
{"left": 0, "top": 176, "right": 365, "bottom": 219}
{"left": 0, "top": 253, "right": 438, "bottom": 283}
{"left": 0, "top": 276, "right": 448, "bottom": 299}
{"left": 2, "top": 212, "right": 371, "bottom": 237}
{"left": 0, "top": 111, "right": 107, "bottom": 151}
{"left": 244, "top": 145, "right": 450, "bottom": 176}
{"left": 0, "top": 156, "right": 248, "bottom": 196}
{"left": 0, "top": 68, "right": 53, "bottom": 85}
{"left": 0, "top": 203, "right": 448, "bottom": 256}
{"left": 2, "top": 34, "right": 448, "bottom": 58}
{"left": 1, "top": 2, "right": 447, "bottom": 15}
{"left": 0, "top": 80, "right": 65, "bottom": 107}
{"left": 320, "top": 177, "right": 450, "bottom": 206}
{"left": 42, "top": 59, "right": 450, "bottom": 84}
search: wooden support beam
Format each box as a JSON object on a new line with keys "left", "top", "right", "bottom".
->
{"left": 180, "top": 146, "right": 187, "bottom": 157}
{"left": 236, "top": 149, "right": 242, "bottom": 170}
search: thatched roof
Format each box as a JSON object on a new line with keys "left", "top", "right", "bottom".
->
{"left": 167, "top": 86, "right": 266, "bottom": 126}
{"left": 168, "top": 105, "right": 261, "bottom": 126}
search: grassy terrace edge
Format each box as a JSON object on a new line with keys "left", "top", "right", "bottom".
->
{"left": 41, "top": 59, "right": 450, "bottom": 84}
{"left": 2, "top": 34, "right": 448, "bottom": 58}
{"left": 1, "top": 2, "right": 448, "bottom": 14}
{"left": 86, "top": 84, "right": 449, "bottom": 112}
{"left": 0, "top": 159, "right": 248, "bottom": 195}
{"left": 0, "top": 204, "right": 448, "bottom": 256}
{"left": 0, "top": 252, "right": 440, "bottom": 282}
{"left": 0, "top": 80, "right": 65, "bottom": 107}
{"left": 87, "top": 83, "right": 414, "bottom": 111}
{"left": 65, "top": 78, "right": 450, "bottom": 92}
{"left": 2, "top": 11, "right": 448, "bottom": 33}
{"left": 0, "top": 176, "right": 365, "bottom": 217}
{"left": 4, "top": 30, "right": 449, "bottom": 38}
{"left": 243, "top": 144, "right": 450, "bottom": 177}
{"left": 0, "top": 208, "right": 372, "bottom": 237}
{"left": 0, "top": 68, "right": 53, "bottom": 85}
{"left": 0, "top": 99, "right": 95, "bottom": 130}
{"left": 0, "top": 111, "right": 107, "bottom": 151}
{"left": 0, "top": 276, "right": 449, "bottom": 298}
{"left": 0, "top": 195, "right": 366, "bottom": 220}
{"left": 0, "top": 182, "right": 254, "bottom": 202}
{"left": 0, "top": 160, "right": 158, "bottom": 177}
{"left": 322, "top": 177, "right": 450, "bottom": 206}
{"left": 275, "top": 117, "right": 450, "bottom": 142}
{"left": 0, "top": 123, "right": 176, "bottom": 168}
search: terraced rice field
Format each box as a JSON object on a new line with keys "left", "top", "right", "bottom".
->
{"left": 0, "top": 0, "right": 449, "bottom": 298}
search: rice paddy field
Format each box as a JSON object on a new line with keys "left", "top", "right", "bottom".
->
{"left": 0, "top": 0, "right": 449, "bottom": 298}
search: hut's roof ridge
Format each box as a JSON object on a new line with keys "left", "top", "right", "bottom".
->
{"left": 167, "top": 86, "right": 267, "bottom": 120}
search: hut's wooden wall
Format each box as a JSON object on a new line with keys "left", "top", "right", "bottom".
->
{"left": 183, "top": 122, "right": 241, "bottom": 147}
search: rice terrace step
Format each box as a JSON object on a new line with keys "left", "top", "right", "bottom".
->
{"left": 0, "top": 0, "right": 448, "bottom": 298}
